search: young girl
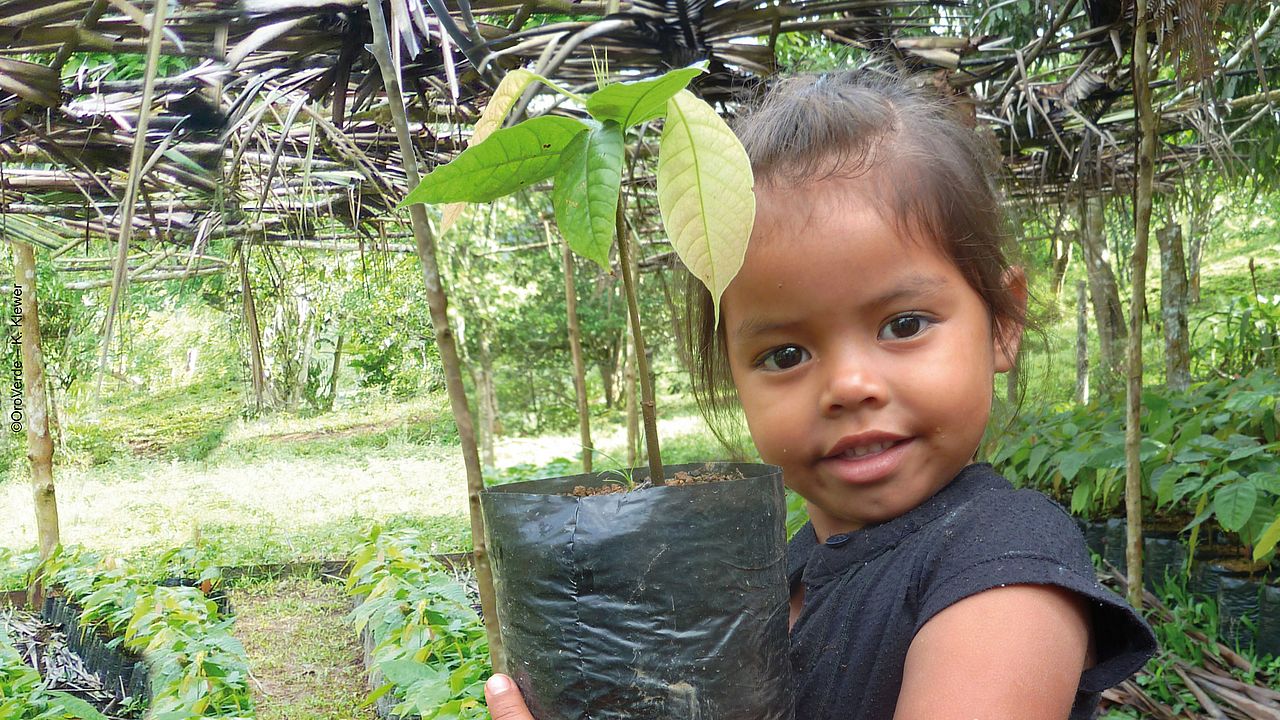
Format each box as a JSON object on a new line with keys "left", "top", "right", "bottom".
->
{"left": 486, "top": 71, "right": 1155, "bottom": 720}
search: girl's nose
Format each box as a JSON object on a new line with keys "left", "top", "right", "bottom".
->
{"left": 819, "top": 352, "right": 888, "bottom": 416}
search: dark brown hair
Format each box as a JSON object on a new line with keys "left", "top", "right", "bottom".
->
{"left": 686, "top": 71, "right": 1029, "bottom": 449}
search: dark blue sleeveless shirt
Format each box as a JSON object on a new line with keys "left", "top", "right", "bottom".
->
{"left": 786, "top": 463, "right": 1156, "bottom": 719}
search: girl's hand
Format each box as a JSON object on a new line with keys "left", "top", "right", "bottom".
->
{"left": 485, "top": 674, "right": 535, "bottom": 720}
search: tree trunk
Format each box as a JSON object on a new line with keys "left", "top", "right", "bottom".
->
{"left": 290, "top": 306, "right": 315, "bottom": 410}
{"left": 1049, "top": 232, "right": 1072, "bottom": 302}
{"left": 1076, "top": 280, "right": 1090, "bottom": 405}
{"left": 46, "top": 381, "right": 66, "bottom": 458}
{"left": 238, "top": 249, "right": 268, "bottom": 410}
{"left": 1126, "top": 4, "right": 1157, "bottom": 610}
{"left": 1185, "top": 216, "right": 1203, "bottom": 304}
{"left": 14, "top": 243, "right": 60, "bottom": 607}
{"left": 1157, "top": 223, "right": 1191, "bottom": 392}
{"left": 563, "top": 240, "right": 594, "bottom": 473}
{"left": 1079, "top": 195, "right": 1127, "bottom": 388}
{"left": 366, "top": 0, "right": 502, "bottom": 670}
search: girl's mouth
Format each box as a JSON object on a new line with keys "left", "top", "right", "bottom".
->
{"left": 820, "top": 435, "right": 912, "bottom": 484}
{"left": 836, "top": 440, "right": 898, "bottom": 458}
{"left": 823, "top": 433, "right": 909, "bottom": 459}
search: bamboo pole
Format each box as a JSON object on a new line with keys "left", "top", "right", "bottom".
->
{"left": 561, "top": 235, "right": 594, "bottom": 473}
{"left": 1125, "top": 0, "right": 1157, "bottom": 610}
{"left": 13, "top": 243, "right": 60, "bottom": 607}
{"left": 365, "top": 0, "right": 502, "bottom": 670}
{"left": 95, "top": 0, "right": 167, "bottom": 394}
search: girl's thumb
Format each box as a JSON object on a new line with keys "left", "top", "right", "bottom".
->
{"left": 485, "top": 674, "right": 534, "bottom": 720}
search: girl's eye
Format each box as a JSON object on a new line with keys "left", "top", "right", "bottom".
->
{"left": 879, "top": 314, "right": 932, "bottom": 341}
{"left": 757, "top": 345, "right": 810, "bottom": 371}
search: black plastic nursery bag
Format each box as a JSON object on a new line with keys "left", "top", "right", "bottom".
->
{"left": 482, "top": 462, "right": 794, "bottom": 720}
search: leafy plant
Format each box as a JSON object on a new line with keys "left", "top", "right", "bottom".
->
{"left": 1192, "top": 293, "right": 1280, "bottom": 379}
{"left": 37, "top": 546, "right": 254, "bottom": 718}
{"left": 348, "top": 526, "right": 489, "bottom": 720}
{"left": 404, "top": 64, "right": 755, "bottom": 483}
{"left": 990, "top": 370, "right": 1280, "bottom": 559}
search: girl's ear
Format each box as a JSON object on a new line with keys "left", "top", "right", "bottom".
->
{"left": 994, "top": 267, "right": 1028, "bottom": 373}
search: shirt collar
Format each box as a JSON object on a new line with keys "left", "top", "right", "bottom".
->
{"left": 788, "top": 463, "right": 1010, "bottom": 589}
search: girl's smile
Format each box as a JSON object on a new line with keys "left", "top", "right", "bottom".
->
{"left": 722, "top": 177, "right": 1024, "bottom": 542}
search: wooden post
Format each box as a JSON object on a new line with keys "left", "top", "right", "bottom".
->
{"left": 1158, "top": 224, "right": 1191, "bottom": 392}
{"left": 1126, "top": 0, "right": 1157, "bottom": 609}
{"left": 13, "top": 243, "right": 60, "bottom": 607}
{"left": 1076, "top": 280, "right": 1090, "bottom": 405}
{"left": 562, "top": 237, "right": 594, "bottom": 473}
{"left": 366, "top": 0, "right": 502, "bottom": 669}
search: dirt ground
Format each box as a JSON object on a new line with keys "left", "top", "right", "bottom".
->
{"left": 230, "top": 575, "right": 377, "bottom": 720}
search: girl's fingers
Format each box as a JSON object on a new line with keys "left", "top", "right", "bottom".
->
{"left": 486, "top": 674, "right": 535, "bottom": 720}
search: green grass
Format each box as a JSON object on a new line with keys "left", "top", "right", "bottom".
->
{"left": 0, "top": 392, "right": 474, "bottom": 565}
{"left": 0, "top": 386, "right": 734, "bottom": 568}
{"left": 229, "top": 575, "right": 377, "bottom": 720}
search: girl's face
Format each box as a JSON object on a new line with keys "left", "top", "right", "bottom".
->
{"left": 723, "top": 178, "right": 1023, "bottom": 541}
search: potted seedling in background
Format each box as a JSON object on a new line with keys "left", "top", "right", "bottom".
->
{"left": 403, "top": 65, "right": 793, "bottom": 720}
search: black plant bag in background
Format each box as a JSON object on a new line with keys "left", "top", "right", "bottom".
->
{"left": 482, "top": 462, "right": 794, "bottom": 720}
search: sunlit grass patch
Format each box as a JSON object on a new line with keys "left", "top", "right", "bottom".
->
{"left": 230, "top": 575, "right": 378, "bottom": 720}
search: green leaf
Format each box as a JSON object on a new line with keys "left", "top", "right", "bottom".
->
{"left": 440, "top": 69, "right": 543, "bottom": 232}
{"left": 552, "top": 121, "right": 624, "bottom": 270}
{"left": 1226, "top": 444, "right": 1264, "bottom": 461}
{"left": 1254, "top": 514, "right": 1280, "bottom": 561}
{"left": 586, "top": 66, "right": 704, "bottom": 128}
{"left": 404, "top": 115, "right": 587, "bottom": 205}
{"left": 380, "top": 658, "right": 437, "bottom": 685}
{"left": 1059, "top": 450, "right": 1088, "bottom": 483}
{"left": 657, "top": 90, "right": 754, "bottom": 327}
{"left": 1213, "top": 480, "right": 1258, "bottom": 532}
{"left": 45, "top": 693, "right": 108, "bottom": 720}
{"left": 1026, "top": 444, "right": 1050, "bottom": 478}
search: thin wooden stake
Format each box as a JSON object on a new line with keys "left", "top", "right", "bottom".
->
{"left": 365, "top": 0, "right": 502, "bottom": 671}
{"left": 1126, "top": 0, "right": 1157, "bottom": 609}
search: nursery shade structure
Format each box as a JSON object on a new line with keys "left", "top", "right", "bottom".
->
{"left": 1, "top": 0, "right": 1276, "bottom": 270}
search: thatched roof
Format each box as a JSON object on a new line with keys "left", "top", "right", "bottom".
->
{"left": 1, "top": 0, "right": 1276, "bottom": 286}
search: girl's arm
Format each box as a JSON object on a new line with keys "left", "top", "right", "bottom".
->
{"left": 894, "top": 584, "right": 1092, "bottom": 720}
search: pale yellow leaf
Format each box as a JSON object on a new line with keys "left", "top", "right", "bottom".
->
{"left": 656, "top": 90, "right": 754, "bottom": 327}
{"left": 440, "top": 69, "right": 538, "bottom": 234}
